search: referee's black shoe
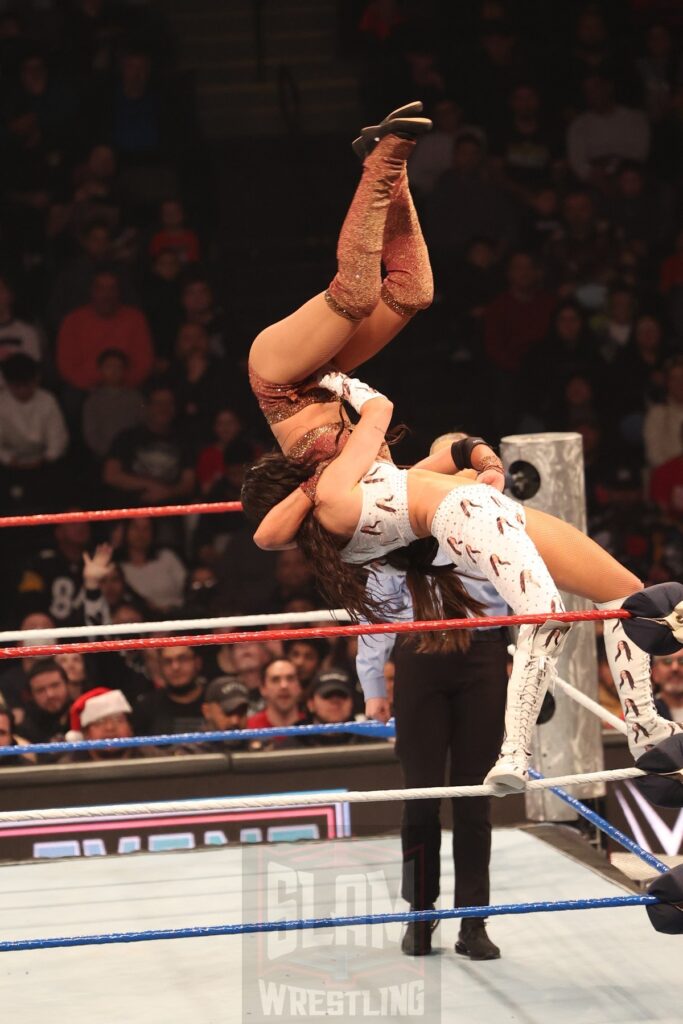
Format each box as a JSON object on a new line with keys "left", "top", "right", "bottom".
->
{"left": 455, "top": 918, "right": 501, "bottom": 960}
{"left": 401, "top": 909, "right": 437, "bottom": 956}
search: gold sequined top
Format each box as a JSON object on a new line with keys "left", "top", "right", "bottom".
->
{"left": 248, "top": 363, "right": 338, "bottom": 425}
{"left": 289, "top": 423, "right": 392, "bottom": 502}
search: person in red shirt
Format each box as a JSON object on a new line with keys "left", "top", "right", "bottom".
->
{"left": 649, "top": 423, "right": 683, "bottom": 517}
{"left": 56, "top": 271, "right": 154, "bottom": 391}
{"left": 247, "top": 657, "right": 304, "bottom": 749}
{"left": 149, "top": 199, "right": 200, "bottom": 266}
{"left": 483, "top": 251, "right": 556, "bottom": 374}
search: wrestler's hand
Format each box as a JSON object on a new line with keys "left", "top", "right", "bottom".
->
{"left": 365, "top": 697, "right": 392, "bottom": 723}
{"left": 477, "top": 467, "right": 505, "bottom": 491}
{"left": 316, "top": 368, "right": 386, "bottom": 413}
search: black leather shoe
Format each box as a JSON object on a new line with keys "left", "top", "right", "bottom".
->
{"left": 352, "top": 101, "right": 432, "bottom": 160}
{"left": 455, "top": 918, "right": 501, "bottom": 960}
{"left": 401, "top": 907, "right": 438, "bottom": 956}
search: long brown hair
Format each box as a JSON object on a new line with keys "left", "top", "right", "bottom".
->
{"left": 241, "top": 452, "right": 484, "bottom": 652}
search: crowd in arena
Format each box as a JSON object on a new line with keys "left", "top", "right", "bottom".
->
{"left": 1, "top": 0, "right": 683, "bottom": 760}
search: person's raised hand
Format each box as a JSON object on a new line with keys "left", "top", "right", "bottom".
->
{"left": 82, "top": 543, "right": 113, "bottom": 589}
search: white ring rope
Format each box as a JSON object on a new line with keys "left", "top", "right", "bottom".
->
{"left": 0, "top": 609, "right": 352, "bottom": 643}
{"left": 0, "top": 766, "right": 669, "bottom": 826}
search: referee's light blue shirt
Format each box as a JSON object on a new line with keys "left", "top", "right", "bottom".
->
{"left": 356, "top": 548, "right": 509, "bottom": 702}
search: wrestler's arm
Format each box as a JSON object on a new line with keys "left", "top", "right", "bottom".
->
{"left": 413, "top": 442, "right": 505, "bottom": 490}
{"left": 252, "top": 488, "right": 312, "bottom": 550}
{"left": 315, "top": 395, "right": 394, "bottom": 498}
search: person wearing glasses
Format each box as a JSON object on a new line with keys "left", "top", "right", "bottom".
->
{"left": 133, "top": 645, "right": 205, "bottom": 736}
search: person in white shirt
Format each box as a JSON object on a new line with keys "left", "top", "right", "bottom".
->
{"left": 118, "top": 516, "right": 187, "bottom": 613}
{"left": 0, "top": 354, "right": 69, "bottom": 511}
{"left": 567, "top": 73, "right": 650, "bottom": 185}
{"left": 0, "top": 354, "right": 68, "bottom": 468}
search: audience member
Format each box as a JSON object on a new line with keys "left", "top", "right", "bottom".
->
{"left": 596, "top": 285, "right": 637, "bottom": 365}
{"left": 180, "top": 273, "right": 226, "bottom": 358}
{"left": 55, "top": 652, "right": 90, "bottom": 702}
{"left": 653, "top": 653, "right": 683, "bottom": 724}
{"left": 544, "top": 189, "right": 615, "bottom": 299}
{"left": 426, "top": 134, "right": 521, "bottom": 270}
{"left": 17, "top": 520, "right": 91, "bottom": 625}
{"left": 566, "top": 73, "right": 650, "bottom": 186}
{"left": 491, "top": 83, "right": 559, "bottom": 200}
{"left": 0, "top": 355, "right": 68, "bottom": 510}
{"left": 81, "top": 349, "right": 144, "bottom": 460}
{"left": 21, "top": 657, "right": 71, "bottom": 745}
{"left": 201, "top": 676, "right": 250, "bottom": 747}
{"left": 644, "top": 355, "right": 683, "bottom": 468}
{"left": 283, "top": 638, "right": 329, "bottom": 694}
{"left": 483, "top": 251, "right": 556, "bottom": 375}
{"left": 47, "top": 219, "right": 136, "bottom": 327}
{"left": 0, "top": 704, "right": 35, "bottom": 767}
{"left": 0, "top": 611, "right": 55, "bottom": 713}
{"left": 149, "top": 199, "right": 200, "bottom": 265}
{"left": 635, "top": 22, "right": 683, "bottom": 123}
{"left": 196, "top": 408, "right": 258, "bottom": 496}
{"left": 118, "top": 518, "right": 187, "bottom": 614}
{"left": 134, "top": 645, "right": 205, "bottom": 736}
{"left": 649, "top": 422, "right": 683, "bottom": 518}
{"left": 62, "top": 687, "right": 139, "bottom": 762}
{"left": 0, "top": 275, "right": 42, "bottom": 366}
{"left": 299, "top": 669, "right": 365, "bottom": 747}
{"left": 408, "top": 98, "right": 485, "bottom": 198}
{"left": 247, "top": 658, "right": 304, "bottom": 748}
{"left": 103, "top": 384, "right": 195, "bottom": 506}
{"left": 56, "top": 270, "right": 154, "bottom": 392}
{"left": 141, "top": 248, "right": 183, "bottom": 367}
{"left": 169, "top": 322, "right": 227, "bottom": 446}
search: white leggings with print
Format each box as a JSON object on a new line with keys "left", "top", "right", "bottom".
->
{"left": 430, "top": 484, "right": 565, "bottom": 619}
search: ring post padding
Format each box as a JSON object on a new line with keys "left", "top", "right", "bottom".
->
{"left": 501, "top": 432, "right": 604, "bottom": 822}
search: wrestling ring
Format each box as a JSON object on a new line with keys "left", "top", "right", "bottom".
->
{"left": 1, "top": 468, "right": 682, "bottom": 1024}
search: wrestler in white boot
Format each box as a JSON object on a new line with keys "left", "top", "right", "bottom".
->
{"left": 485, "top": 619, "right": 571, "bottom": 793}
{"left": 597, "top": 597, "right": 683, "bottom": 757}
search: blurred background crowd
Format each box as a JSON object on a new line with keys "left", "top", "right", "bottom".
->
{"left": 1, "top": 0, "right": 683, "bottom": 759}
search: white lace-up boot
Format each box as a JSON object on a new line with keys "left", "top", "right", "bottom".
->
{"left": 485, "top": 620, "right": 571, "bottom": 794}
{"left": 597, "top": 597, "right": 683, "bottom": 757}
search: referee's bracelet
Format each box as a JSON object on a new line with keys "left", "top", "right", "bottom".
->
{"left": 451, "top": 437, "right": 501, "bottom": 472}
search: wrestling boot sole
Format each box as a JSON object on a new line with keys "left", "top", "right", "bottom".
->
{"left": 484, "top": 758, "right": 529, "bottom": 794}
{"left": 352, "top": 101, "right": 431, "bottom": 159}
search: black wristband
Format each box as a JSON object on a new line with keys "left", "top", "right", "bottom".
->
{"left": 451, "top": 437, "right": 488, "bottom": 471}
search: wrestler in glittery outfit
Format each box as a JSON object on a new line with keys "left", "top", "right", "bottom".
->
{"left": 248, "top": 103, "right": 433, "bottom": 501}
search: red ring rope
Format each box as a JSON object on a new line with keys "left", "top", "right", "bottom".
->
{"left": 0, "top": 501, "right": 243, "bottom": 528}
{"left": 0, "top": 609, "right": 629, "bottom": 660}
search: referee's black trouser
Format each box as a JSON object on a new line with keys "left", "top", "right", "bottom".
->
{"left": 393, "top": 629, "right": 508, "bottom": 911}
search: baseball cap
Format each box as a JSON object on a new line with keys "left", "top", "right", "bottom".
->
{"left": 309, "top": 669, "right": 355, "bottom": 699}
{"left": 204, "top": 676, "right": 250, "bottom": 712}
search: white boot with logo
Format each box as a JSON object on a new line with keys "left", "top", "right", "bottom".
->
{"left": 485, "top": 620, "right": 571, "bottom": 794}
{"left": 597, "top": 597, "right": 683, "bottom": 758}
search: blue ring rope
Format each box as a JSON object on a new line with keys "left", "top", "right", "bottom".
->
{"left": 0, "top": 894, "right": 658, "bottom": 953}
{"left": 527, "top": 768, "right": 668, "bottom": 874}
{"left": 0, "top": 719, "right": 396, "bottom": 758}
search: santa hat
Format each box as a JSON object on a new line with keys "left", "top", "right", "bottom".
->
{"left": 66, "top": 688, "right": 132, "bottom": 742}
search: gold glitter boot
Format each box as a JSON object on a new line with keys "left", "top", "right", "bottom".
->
{"left": 325, "top": 133, "right": 420, "bottom": 322}
{"left": 380, "top": 168, "right": 433, "bottom": 317}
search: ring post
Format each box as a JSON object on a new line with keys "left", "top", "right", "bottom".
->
{"left": 500, "top": 432, "right": 604, "bottom": 822}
